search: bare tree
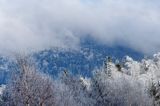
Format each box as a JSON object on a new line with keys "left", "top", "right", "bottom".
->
{"left": 2, "top": 55, "right": 55, "bottom": 106}
{"left": 55, "top": 71, "right": 93, "bottom": 106}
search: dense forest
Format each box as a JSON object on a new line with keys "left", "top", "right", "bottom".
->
{"left": 1, "top": 53, "right": 160, "bottom": 106}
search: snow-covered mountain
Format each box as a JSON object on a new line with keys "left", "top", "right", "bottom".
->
{"left": 0, "top": 37, "right": 143, "bottom": 84}
{"left": 33, "top": 37, "right": 143, "bottom": 77}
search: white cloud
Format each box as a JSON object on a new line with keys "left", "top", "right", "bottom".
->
{"left": 0, "top": 0, "right": 160, "bottom": 54}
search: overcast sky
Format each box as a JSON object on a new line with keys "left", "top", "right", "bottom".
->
{"left": 0, "top": 0, "right": 160, "bottom": 54}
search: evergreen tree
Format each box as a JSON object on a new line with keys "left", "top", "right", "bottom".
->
{"left": 104, "top": 56, "right": 112, "bottom": 77}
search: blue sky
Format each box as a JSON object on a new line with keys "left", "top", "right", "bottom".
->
{"left": 0, "top": 0, "right": 160, "bottom": 54}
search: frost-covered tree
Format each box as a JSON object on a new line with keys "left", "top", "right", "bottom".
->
{"left": 103, "top": 56, "right": 113, "bottom": 77}
{"left": 0, "top": 85, "right": 5, "bottom": 105}
{"left": 2, "top": 56, "right": 55, "bottom": 106}
{"left": 122, "top": 56, "right": 141, "bottom": 77}
{"left": 91, "top": 60, "right": 153, "bottom": 106}
{"left": 55, "top": 71, "right": 93, "bottom": 106}
{"left": 148, "top": 80, "right": 160, "bottom": 106}
{"left": 3, "top": 52, "right": 160, "bottom": 106}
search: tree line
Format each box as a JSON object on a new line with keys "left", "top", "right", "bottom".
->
{"left": 2, "top": 53, "right": 160, "bottom": 106}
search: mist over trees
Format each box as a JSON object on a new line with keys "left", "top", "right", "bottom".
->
{"left": 2, "top": 53, "right": 160, "bottom": 106}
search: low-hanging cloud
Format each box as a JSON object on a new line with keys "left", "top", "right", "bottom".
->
{"left": 0, "top": 0, "right": 160, "bottom": 54}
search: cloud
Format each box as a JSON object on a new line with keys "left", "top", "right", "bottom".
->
{"left": 0, "top": 0, "right": 160, "bottom": 54}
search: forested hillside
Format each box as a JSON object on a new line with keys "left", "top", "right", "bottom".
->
{"left": 0, "top": 37, "right": 143, "bottom": 84}
{"left": 1, "top": 53, "right": 160, "bottom": 106}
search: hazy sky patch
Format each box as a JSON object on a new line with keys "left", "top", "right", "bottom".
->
{"left": 0, "top": 0, "right": 160, "bottom": 54}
